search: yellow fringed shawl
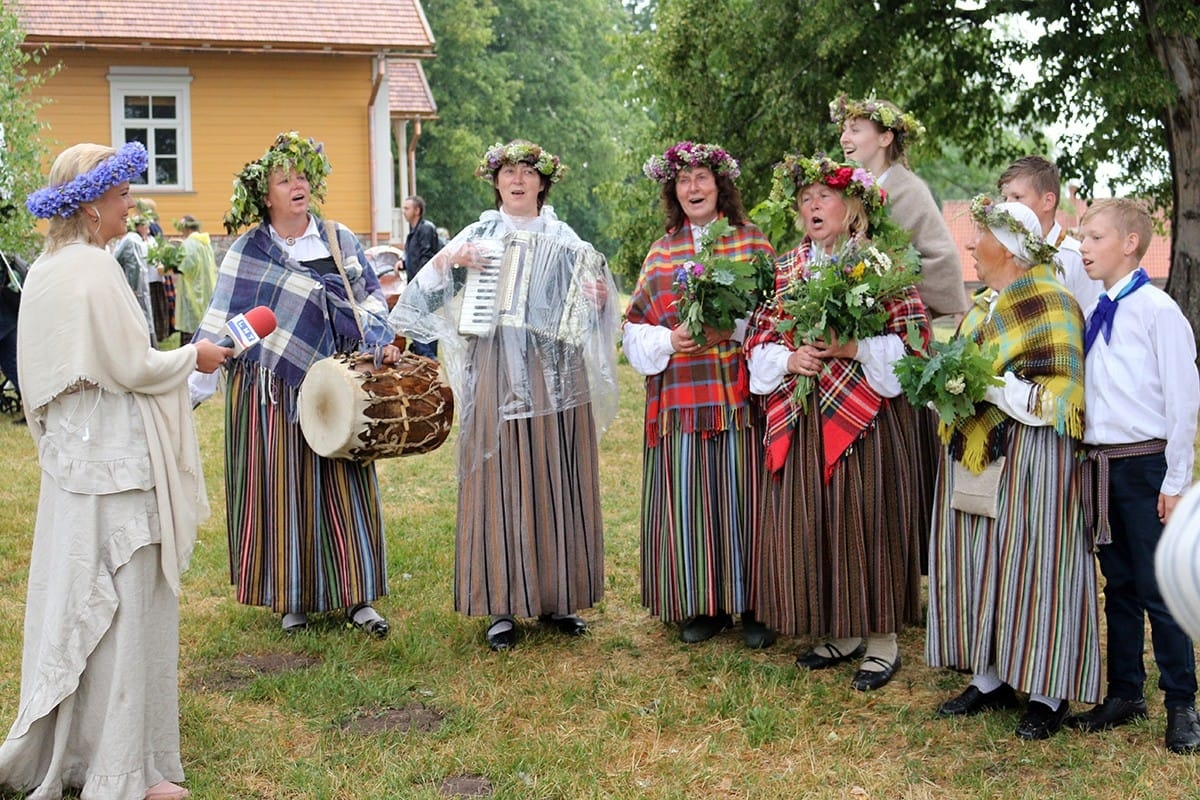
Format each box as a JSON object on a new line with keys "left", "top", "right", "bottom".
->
{"left": 941, "top": 262, "right": 1086, "bottom": 473}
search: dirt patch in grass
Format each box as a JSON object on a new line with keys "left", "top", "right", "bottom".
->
{"left": 438, "top": 774, "right": 493, "bottom": 796}
{"left": 340, "top": 701, "right": 446, "bottom": 735}
{"left": 189, "top": 652, "right": 322, "bottom": 692}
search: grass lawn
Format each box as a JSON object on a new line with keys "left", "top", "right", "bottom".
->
{"left": 0, "top": 360, "right": 1197, "bottom": 799}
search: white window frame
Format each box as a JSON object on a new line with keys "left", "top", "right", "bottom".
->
{"left": 107, "top": 67, "right": 193, "bottom": 191}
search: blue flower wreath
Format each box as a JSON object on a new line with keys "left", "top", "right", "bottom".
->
{"left": 25, "top": 141, "right": 149, "bottom": 219}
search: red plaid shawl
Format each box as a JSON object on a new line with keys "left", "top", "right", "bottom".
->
{"left": 746, "top": 243, "right": 929, "bottom": 480}
{"left": 625, "top": 221, "right": 775, "bottom": 443}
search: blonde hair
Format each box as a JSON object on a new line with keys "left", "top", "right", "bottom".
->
{"left": 795, "top": 190, "right": 869, "bottom": 242}
{"left": 1082, "top": 198, "right": 1153, "bottom": 260}
{"left": 44, "top": 143, "right": 118, "bottom": 254}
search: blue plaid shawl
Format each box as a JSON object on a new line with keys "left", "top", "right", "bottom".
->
{"left": 194, "top": 218, "right": 392, "bottom": 390}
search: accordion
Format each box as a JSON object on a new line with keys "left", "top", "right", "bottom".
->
{"left": 458, "top": 231, "right": 606, "bottom": 345}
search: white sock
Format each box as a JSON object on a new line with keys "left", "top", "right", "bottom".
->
{"left": 1030, "top": 693, "right": 1062, "bottom": 709}
{"left": 489, "top": 614, "right": 515, "bottom": 634}
{"left": 814, "top": 636, "right": 863, "bottom": 659}
{"left": 970, "top": 665, "right": 1003, "bottom": 694}
{"left": 351, "top": 605, "right": 383, "bottom": 626}
{"left": 859, "top": 633, "right": 898, "bottom": 672}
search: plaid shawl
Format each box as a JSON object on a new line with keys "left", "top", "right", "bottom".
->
{"left": 746, "top": 242, "right": 929, "bottom": 479}
{"left": 946, "top": 261, "right": 1086, "bottom": 472}
{"left": 625, "top": 220, "right": 775, "bottom": 443}
{"left": 194, "top": 219, "right": 392, "bottom": 392}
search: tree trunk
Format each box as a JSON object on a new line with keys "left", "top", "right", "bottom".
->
{"left": 1145, "top": 2, "right": 1200, "bottom": 350}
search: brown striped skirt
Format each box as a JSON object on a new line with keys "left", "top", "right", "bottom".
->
{"left": 925, "top": 424, "right": 1101, "bottom": 702}
{"left": 754, "top": 399, "right": 924, "bottom": 638}
{"left": 453, "top": 334, "right": 604, "bottom": 618}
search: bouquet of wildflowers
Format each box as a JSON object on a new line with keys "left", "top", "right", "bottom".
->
{"left": 672, "top": 218, "right": 774, "bottom": 345}
{"left": 893, "top": 323, "right": 1004, "bottom": 426}
{"left": 774, "top": 238, "right": 919, "bottom": 407}
{"left": 147, "top": 235, "right": 182, "bottom": 273}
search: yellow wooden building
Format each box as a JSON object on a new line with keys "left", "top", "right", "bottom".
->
{"left": 16, "top": 0, "right": 438, "bottom": 247}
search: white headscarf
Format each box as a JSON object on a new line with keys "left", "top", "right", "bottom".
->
{"left": 986, "top": 201, "right": 1044, "bottom": 267}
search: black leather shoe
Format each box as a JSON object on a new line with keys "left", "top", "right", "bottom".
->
{"left": 486, "top": 617, "right": 517, "bottom": 652}
{"left": 347, "top": 603, "right": 389, "bottom": 639}
{"left": 538, "top": 613, "right": 588, "bottom": 636}
{"left": 1016, "top": 700, "right": 1069, "bottom": 740}
{"left": 679, "top": 613, "right": 733, "bottom": 643}
{"left": 1165, "top": 706, "right": 1200, "bottom": 754}
{"left": 851, "top": 653, "right": 901, "bottom": 692}
{"left": 937, "top": 684, "right": 1021, "bottom": 717}
{"left": 796, "top": 639, "right": 866, "bottom": 670}
{"left": 1065, "top": 696, "right": 1148, "bottom": 732}
{"left": 740, "top": 611, "right": 776, "bottom": 649}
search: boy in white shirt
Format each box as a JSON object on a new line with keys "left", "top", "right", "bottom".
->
{"left": 998, "top": 156, "right": 1104, "bottom": 311}
{"left": 1066, "top": 198, "right": 1200, "bottom": 754}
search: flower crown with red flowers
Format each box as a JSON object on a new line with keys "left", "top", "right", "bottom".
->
{"left": 769, "top": 152, "right": 886, "bottom": 217}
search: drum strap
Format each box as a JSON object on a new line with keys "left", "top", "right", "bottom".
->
{"left": 325, "top": 219, "right": 367, "bottom": 343}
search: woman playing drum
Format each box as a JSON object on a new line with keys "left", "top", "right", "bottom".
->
{"left": 192, "top": 132, "right": 402, "bottom": 636}
{"left": 389, "top": 140, "right": 620, "bottom": 651}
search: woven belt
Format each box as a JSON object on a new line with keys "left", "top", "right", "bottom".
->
{"left": 1081, "top": 439, "right": 1167, "bottom": 547}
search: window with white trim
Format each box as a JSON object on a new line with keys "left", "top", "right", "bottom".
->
{"left": 107, "top": 67, "right": 193, "bottom": 190}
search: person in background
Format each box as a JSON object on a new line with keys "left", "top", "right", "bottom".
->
{"left": 138, "top": 198, "right": 175, "bottom": 342}
{"left": 173, "top": 214, "right": 218, "bottom": 346}
{"left": 926, "top": 198, "right": 1099, "bottom": 741}
{"left": 0, "top": 140, "right": 229, "bottom": 800}
{"left": 997, "top": 155, "right": 1104, "bottom": 312}
{"left": 624, "top": 141, "right": 776, "bottom": 648}
{"left": 401, "top": 194, "right": 441, "bottom": 359}
{"left": 0, "top": 249, "right": 25, "bottom": 422}
{"left": 113, "top": 212, "right": 156, "bottom": 338}
{"left": 193, "top": 131, "right": 401, "bottom": 636}
{"left": 833, "top": 93, "right": 968, "bottom": 593}
{"left": 390, "top": 139, "right": 618, "bottom": 652}
{"left": 1067, "top": 198, "right": 1200, "bottom": 754}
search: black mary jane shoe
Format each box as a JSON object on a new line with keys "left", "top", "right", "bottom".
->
{"left": 850, "top": 653, "right": 901, "bottom": 692}
{"left": 486, "top": 617, "right": 517, "bottom": 652}
{"left": 679, "top": 612, "right": 733, "bottom": 644}
{"left": 347, "top": 603, "right": 390, "bottom": 639}
{"left": 538, "top": 613, "right": 589, "bottom": 636}
{"left": 1015, "top": 700, "right": 1069, "bottom": 740}
{"left": 937, "top": 684, "right": 1021, "bottom": 717}
{"left": 796, "top": 640, "right": 867, "bottom": 670}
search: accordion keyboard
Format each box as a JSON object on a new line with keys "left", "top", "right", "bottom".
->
{"left": 458, "top": 260, "right": 501, "bottom": 336}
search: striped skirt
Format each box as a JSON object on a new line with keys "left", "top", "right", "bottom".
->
{"left": 925, "top": 424, "right": 1101, "bottom": 702}
{"left": 224, "top": 366, "right": 388, "bottom": 614}
{"left": 640, "top": 420, "right": 762, "bottom": 622}
{"left": 754, "top": 399, "right": 923, "bottom": 638}
{"left": 454, "top": 336, "right": 604, "bottom": 618}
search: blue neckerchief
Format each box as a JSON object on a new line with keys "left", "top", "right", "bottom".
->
{"left": 1084, "top": 267, "right": 1150, "bottom": 354}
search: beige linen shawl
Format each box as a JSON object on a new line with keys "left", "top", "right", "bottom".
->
{"left": 18, "top": 241, "right": 206, "bottom": 593}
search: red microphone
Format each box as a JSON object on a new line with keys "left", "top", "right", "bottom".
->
{"left": 217, "top": 306, "right": 277, "bottom": 354}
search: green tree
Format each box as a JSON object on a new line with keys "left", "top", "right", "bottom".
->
{"left": 415, "top": 0, "right": 634, "bottom": 259}
{"left": 0, "top": 0, "right": 54, "bottom": 257}
{"left": 633, "top": 0, "right": 1200, "bottom": 337}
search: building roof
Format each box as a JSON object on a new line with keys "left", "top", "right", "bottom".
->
{"left": 387, "top": 58, "right": 437, "bottom": 119}
{"left": 942, "top": 198, "right": 1171, "bottom": 284}
{"left": 16, "top": 0, "right": 435, "bottom": 55}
